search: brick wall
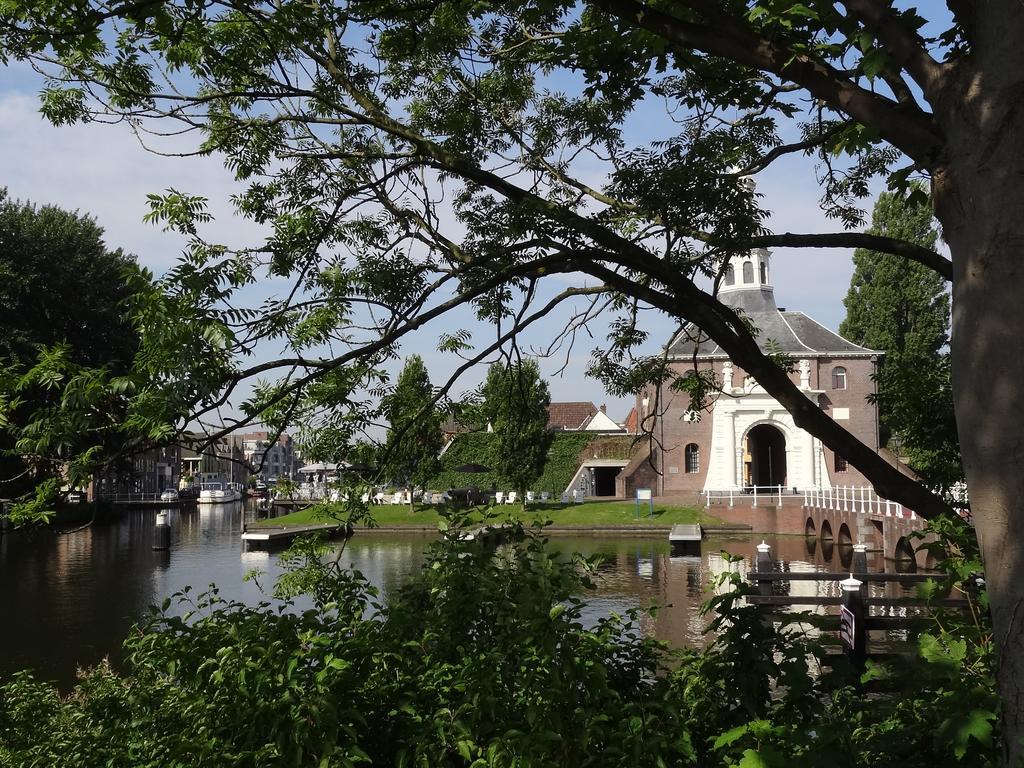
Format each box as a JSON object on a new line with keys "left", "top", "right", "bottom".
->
{"left": 816, "top": 357, "right": 878, "bottom": 487}
{"left": 630, "top": 355, "right": 884, "bottom": 496}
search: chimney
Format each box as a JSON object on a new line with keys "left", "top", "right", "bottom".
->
{"left": 600, "top": 403, "right": 607, "bottom": 413}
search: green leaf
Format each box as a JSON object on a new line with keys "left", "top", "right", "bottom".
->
{"left": 713, "top": 723, "right": 749, "bottom": 749}
{"left": 861, "top": 47, "right": 889, "bottom": 78}
{"left": 738, "top": 748, "right": 770, "bottom": 768}
{"left": 941, "top": 708, "right": 995, "bottom": 759}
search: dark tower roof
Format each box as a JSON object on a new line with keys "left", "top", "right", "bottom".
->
{"left": 667, "top": 251, "right": 879, "bottom": 358}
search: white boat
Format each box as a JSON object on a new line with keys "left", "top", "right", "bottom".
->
{"left": 197, "top": 481, "right": 243, "bottom": 504}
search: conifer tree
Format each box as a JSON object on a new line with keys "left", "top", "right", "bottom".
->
{"left": 381, "top": 355, "right": 442, "bottom": 505}
{"left": 480, "top": 359, "right": 551, "bottom": 498}
{"left": 840, "top": 190, "right": 960, "bottom": 490}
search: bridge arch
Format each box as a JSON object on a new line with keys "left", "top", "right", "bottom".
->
{"left": 805, "top": 535, "right": 818, "bottom": 558}
{"left": 805, "top": 517, "right": 816, "bottom": 537}
{"left": 837, "top": 523, "right": 853, "bottom": 547}
{"left": 820, "top": 518, "right": 833, "bottom": 542}
{"left": 894, "top": 536, "right": 917, "bottom": 572}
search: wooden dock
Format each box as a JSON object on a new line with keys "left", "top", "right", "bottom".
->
{"left": 241, "top": 522, "right": 350, "bottom": 549}
{"left": 668, "top": 524, "right": 702, "bottom": 555}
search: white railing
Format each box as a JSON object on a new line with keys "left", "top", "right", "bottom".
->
{"left": 704, "top": 485, "right": 793, "bottom": 508}
{"left": 801, "top": 485, "right": 914, "bottom": 520}
{"left": 95, "top": 492, "right": 171, "bottom": 504}
{"left": 703, "top": 485, "right": 916, "bottom": 520}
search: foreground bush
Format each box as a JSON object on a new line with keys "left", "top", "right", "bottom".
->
{"left": 0, "top": 517, "right": 998, "bottom": 766}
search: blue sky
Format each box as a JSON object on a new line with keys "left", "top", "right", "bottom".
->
{"left": 0, "top": 50, "right": 899, "bottom": 426}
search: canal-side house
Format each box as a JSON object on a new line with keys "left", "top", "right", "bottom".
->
{"left": 239, "top": 431, "right": 301, "bottom": 482}
{"left": 624, "top": 246, "right": 897, "bottom": 500}
{"left": 92, "top": 443, "right": 181, "bottom": 499}
{"left": 179, "top": 432, "right": 244, "bottom": 488}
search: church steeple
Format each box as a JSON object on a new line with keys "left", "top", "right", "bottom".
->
{"left": 720, "top": 247, "right": 773, "bottom": 295}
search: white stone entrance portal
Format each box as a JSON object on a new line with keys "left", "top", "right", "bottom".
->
{"left": 703, "top": 361, "right": 831, "bottom": 492}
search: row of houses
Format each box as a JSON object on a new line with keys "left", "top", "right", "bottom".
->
{"left": 91, "top": 431, "right": 303, "bottom": 499}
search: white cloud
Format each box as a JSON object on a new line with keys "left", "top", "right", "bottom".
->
{"left": 0, "top": 90, "right": 262, "bottom": 272}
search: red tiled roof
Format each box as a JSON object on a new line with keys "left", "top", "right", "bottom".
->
{"left": 623, "top": 406, "right": 638, "bottom": 434}
{"left": 546, "top": 401, "right": 598, "bottom": 431}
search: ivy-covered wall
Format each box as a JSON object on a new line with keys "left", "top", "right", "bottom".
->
{"left": 431, "top": 432, "right": 596, "bottom": 493}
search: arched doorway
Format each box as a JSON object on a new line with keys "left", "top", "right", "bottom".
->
{"left": 745, "top": 424, "right": 787, "bottom": 488}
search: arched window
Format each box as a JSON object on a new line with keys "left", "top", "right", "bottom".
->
{"left": 684, "top": 443, "right": 700, "bottom": 473}
{"left": 759, "top": 261, "right": 767, "bottom": 284}
{"left": 742, "top": 260, "right": 754, "bottom": 283}
{"left": 831, "top": 366, "right": 847, "bottom": 390}
{"left": 724, "top": 264, "right": 735, "bottom": 286}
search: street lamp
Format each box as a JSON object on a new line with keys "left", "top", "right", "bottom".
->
{"left": 890, "top": 431, "right": 902, "bottom": 471}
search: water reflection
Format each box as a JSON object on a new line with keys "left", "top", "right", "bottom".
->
{"left": 1, "top": 505, "right": 904, "bottom": 689}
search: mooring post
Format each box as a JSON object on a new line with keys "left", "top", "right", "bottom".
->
{"left": 756, "top": 541, "right": 772, "bottom": 597}
{"left": 153, "top": 510, "right": 170, "bottom": 551}
{"left": 852, "top": 543, "right": 869, "bottom": 598}
{"left": 840, "top": 574, "right": 867, "bottom": 671}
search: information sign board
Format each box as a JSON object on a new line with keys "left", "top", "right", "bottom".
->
{"left": 839, "top": 605, "right": 856, "bottom": 648}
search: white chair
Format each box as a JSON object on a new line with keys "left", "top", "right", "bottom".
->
{"left": 526, "top": 491, "right": 535, "bottom": 503}
{"left": 495, "top": 491, "right": 505, "bottom": 505}
{"left": 402, "top": 491, "right": 412, "bottom": 505}
{"left": 374, "top": 492, "right": 386, "bottom": 505}
{"left": 360, "top": 492, "right": 370, "bottom": 504}
{"left": 540, "top": 491, "right": 550, "bottom": 502}
{"left": 391, "top": 492, "right": 403, "bottom": 505}
{"left": 505, "top": 491, "right": 517, "bottom": 505}
{"left": 561, "top": 493, "right": 569, "bottom": 504}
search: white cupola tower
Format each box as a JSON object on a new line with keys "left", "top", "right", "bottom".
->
{"left": 719, "top": 247, "right": 773, "bottom": 296}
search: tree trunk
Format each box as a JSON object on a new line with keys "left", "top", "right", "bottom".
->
{"left": 946, "top": 214, "right": 1024, "bottom": 766}
{"left": 934, "top": 16, "right": 1024, "bottom": 754}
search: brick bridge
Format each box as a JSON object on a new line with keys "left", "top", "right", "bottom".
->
{"left": 697, "top": 486, "right": 929, "bottom": 569}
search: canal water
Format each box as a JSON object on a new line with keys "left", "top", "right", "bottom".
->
{"left": 1, "top": 502, "right": 875, "bottom": 689}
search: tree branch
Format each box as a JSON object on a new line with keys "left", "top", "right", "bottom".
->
{"left": 839, "top": 0, "right": 947, "bottom": 103}
{"left": 738, "top": 232, "right": 952, "bottom": 281}
{"left": 593, "top": 0, "right": 944, "bottom": 164}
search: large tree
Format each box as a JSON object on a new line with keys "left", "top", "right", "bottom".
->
{"left": 839, "top": 190, "right": 960, "bottom": 491}
{"left": 4, "top": 0, "right": 1024, "bottom": 757}
{"left": 0, "top": 191, "right": 137, "bottom": 501}
{"left": 381, "top": 354, "right": 442, "bottom": 503}
{"left": 479, "top": 359, "right": 552, "bottom": 498}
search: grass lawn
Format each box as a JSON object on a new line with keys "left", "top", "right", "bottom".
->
{"left": 256, "top": 499, "right": 717, "bottom": 528}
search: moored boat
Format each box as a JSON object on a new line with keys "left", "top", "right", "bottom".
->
{"left": 197, "top": 481, "right": 243, "bottom": 504}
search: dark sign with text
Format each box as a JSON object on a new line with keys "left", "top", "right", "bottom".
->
{"left": 840, "top": 605, "right": 855, "bottom": 648}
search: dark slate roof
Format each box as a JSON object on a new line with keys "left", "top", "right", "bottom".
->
{"left": 667, "top": 287, "right": 879, "bottom": 358}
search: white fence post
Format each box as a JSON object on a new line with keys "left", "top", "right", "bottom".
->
{"left": 753, "top": 485, "right": 758, "bottom": 507}
{"left": 778, "top": 484, "right": 782, "bottom": 507}
{"left": 729, "top": 488, "right": 734, "bottom": 507}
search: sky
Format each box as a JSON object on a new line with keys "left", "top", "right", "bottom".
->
{"left": 0, "top": 54, "right": 888, "bottom": 428}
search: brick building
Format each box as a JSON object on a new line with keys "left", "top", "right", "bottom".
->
{"left": 634, "top": 247, "right": 883, "bottom": 496}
